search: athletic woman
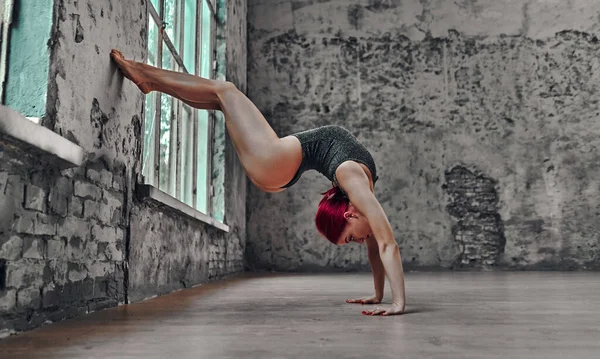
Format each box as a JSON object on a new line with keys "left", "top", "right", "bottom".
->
{"left": 110, "top": 49, "right": 406, "bottom": 316}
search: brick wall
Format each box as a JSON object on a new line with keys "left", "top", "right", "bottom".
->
{"left": 0, "top": 148, "right": 126, "bottom": 333}
{"left": 0, "top": 0, "right": 247, "bottom": 335}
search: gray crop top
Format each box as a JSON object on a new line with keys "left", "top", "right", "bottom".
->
{"left": 281, "top": 125, "right": 379, "bottom": 189}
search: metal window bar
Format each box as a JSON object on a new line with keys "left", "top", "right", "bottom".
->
{"left": 152, "top": 1, "right": 165, "bottom": 187}
{"left": 174, "top": 0, "right": 185, "bottom": 200}
{"left": 205, "top": 1, "right": 216, "bottom": 217}
{"left": 148, "top": 0, "right": 218, "bottom": 214}
{"left": 0, "top": 0, "right": 15, "bottom": 103}
{"left": 148, "top": 2, "right": 188, "bottom": 74}
{"left": 192, "top": 0, "right": 202, "bottom": 209}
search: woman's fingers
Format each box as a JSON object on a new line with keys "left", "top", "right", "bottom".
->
{"left": 346, "top": 297, "right": 381, "bottom": 304}
{"left": 362, "top": 307, "right": 386, "bottom": 316}
{"left": 362, "top": 305, "right": 404, "bottom": 316}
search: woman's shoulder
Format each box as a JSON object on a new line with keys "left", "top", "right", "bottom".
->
{"left": 334, "top": 161, "right": 375, "bottom": 192}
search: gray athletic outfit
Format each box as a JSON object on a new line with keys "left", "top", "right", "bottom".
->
{"left": 281, "top": 125, "right": 379, "bottom": 189}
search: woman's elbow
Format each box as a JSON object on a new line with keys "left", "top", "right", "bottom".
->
{"left": 378, "top": 240, "right": 399, "bottom": 254}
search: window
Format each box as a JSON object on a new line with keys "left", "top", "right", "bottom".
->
{"left": 143, "top": 0, "right": 223, "bottom": 222}
{"left": 0, "top": 0, "right": 15, "bottom": 101}
{"left": 1, "top": 0, "right": 53, "bottom": 123}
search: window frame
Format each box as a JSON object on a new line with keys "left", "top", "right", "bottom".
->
{"left": 141, "top": 0, "right": 226, "bottom": 229}
{"left": 0, "top": 0, "right": 15, "bottom": 102}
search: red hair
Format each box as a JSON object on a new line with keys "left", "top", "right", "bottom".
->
{"left": 315, "top": 186, "right": 349, "bottom": 245}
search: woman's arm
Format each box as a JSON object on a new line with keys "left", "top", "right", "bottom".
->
{"left": 366, "top": 236, "right": 386, "bottom": 300}
{"left": 336, "top": 162, "right": 406, "bottom": 315}
{"left": 346, "top": 238, "right": 385, "bottom": 304}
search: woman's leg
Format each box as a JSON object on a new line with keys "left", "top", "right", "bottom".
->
{"left": 111, "top": 50, "right": 302, "bottom": 189}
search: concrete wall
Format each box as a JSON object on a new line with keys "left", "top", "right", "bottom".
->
{"left": 245, "top": 0, "right": 600, "bottom": 271}
{"left": 1, "top": 0, "right": 247, "bottom": 334}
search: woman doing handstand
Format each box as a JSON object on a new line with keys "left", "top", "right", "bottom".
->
{"left": 110, "top": 49, "right": 406, "bottom": 316}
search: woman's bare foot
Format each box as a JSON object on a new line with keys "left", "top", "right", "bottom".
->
{"left": 110, "top": 49, "right": 152, "bottom": 94}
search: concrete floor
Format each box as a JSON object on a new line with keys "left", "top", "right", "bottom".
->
{"left": 1, "top": 272, "right": 599, "bottom": 358}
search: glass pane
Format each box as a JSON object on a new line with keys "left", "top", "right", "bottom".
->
{"left": 147, "top": 12, "right": 159, "bottom": 67}
{"left": 194, "top": 0, "right": 212, "bottom": 213}
{"left": 142, "top": 15, "right": 161, "bottom": 185}
{"left": 143, "top": 90, "right": 158, "bottom": 186}
{"left": 180, "top": 106, "right": 194, "bottom": 206}
{"left": 183, "top": 0, "right": 197, "bottom": 74}
{"left": 200, "top": 0, "right": 211, "bottom": 78}
{"left": 159, "top": 50, "right": 177, "bottom": 195}
{"left": 150, "top": 0, "right": 160, "bottom": 8}
{"left": 196, "top": 110, "right": 209, "bottom": 213}
{"left": 163, "top": 0, "right": 181, "bottom": 54}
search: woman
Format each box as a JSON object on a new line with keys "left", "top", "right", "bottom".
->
{"left": 110, "top": 49, "right": 406, "bottom": 316}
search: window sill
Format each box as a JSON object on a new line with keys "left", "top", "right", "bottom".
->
{"left": 0, "top": 105, "right": 85, "bottom": 169}
{"left": 136, "top": 184, "right": 229, "bottom": 233}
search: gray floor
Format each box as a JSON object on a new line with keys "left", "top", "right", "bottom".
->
{"left": 1, "top": 272, "right": 599, "bottom": 358}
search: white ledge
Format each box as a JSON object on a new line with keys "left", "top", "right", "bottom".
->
{"left": 0, "top": 105, "right": 85, "bottom": 168}
{"left": 137, "top": 184, "right": 230, "bottom": 233}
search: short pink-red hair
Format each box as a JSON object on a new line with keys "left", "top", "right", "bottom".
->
{"left": 315, "top": 186, "right": 349, "bottom": 245}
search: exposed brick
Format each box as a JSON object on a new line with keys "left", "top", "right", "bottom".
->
{"left": 22, "top": 238, "right": 44, "bottom": 259}
{"left": 57, "top": 216, "right": 91, "bottom": 239}
{"left": 444, "top": 166, "right": 505, "bottom": 268}
{"left": 0, "top": 193, "right": 14, "bottom": 235}
{"left": 103, "top": 189, "right": 123, "bottom": 209}
{"left": 87, "top": 168, "right": 113, "bottom": 189}
{"left": 24, "top": 185, "right": 46, "bottom": 212}
{"left": 5, "top": 174, "right": 25, "bottom": 206}
{"left": 85, "top": 241, "right": 98, "bottom": 259}
{"left": 103, "top": 243, "right": 123, "bottom": 261}
{"left": 87, "top": 298, "right": 117, "bottom": 313}
{"left": 6, "top": 261, "right": 45, "bottom": 289}
{"left": 94, "top": 279, "right": 109, "bottom": 298}
{"left": 91, "top": 224, "right": 117, "bottom": 243}
{"left": 47, "top": 238, "right": 66, "bottom": 259}
{"left": 14, "top": 212, "right": 57, "bottom": 236}
{"left": 82, "top": 278, "right": 96, "bottom": 300}
{"left": 84, "top": 200, "right": 115, "bottom": 224}
{"left": 104, "top": 189, "right": 123, "bottom": 225}
{"left": 48, "top": 259, "right": 68, "bottom": 285}
{"left": 49, "top": 177, "right": 73, "bottom": 217}
{"left": 112, "top": 175, "right": 125, "bottom": 191}
{"left": 68, "top": 262, "right": 87, "bottom": 282}
{"left": 68, "top": 196, "right": 84, "bottom": 217}
{"left": 42, "top": 283, "right": 59, "bottom": 308}
{"left": 45, "top": 305, "right": 87, "bottom": 324}
{"left": 67, "top": 237, "right": 84, "bottom": 261}
{"left": 36, "top": 213, "right": 57, "bottom": 236}
{"left": 88, "top": 261, "right": 113, "bottom": 279}
{"left": 17, "top": 287, "right": 41, "bottom": 309}
{"left": 74, "top": 181, "right": 102, "bottom": 200}
{"left": 61, "top": 166, "right": 86, "bottom": 178}
{"left": 0, "top": 236, "right": 23, "bottom": 260}
{"left": 97, "top": 242, "right": 108, "bottom": 261}
{"left": 0, "top": 171, "right": 8, "bottom": 193}
{"left": 0, "top": 290, "right": 17, "bottom": 311}
{"left": 13, "top": 211, "right": 34, "bottom": 234}
{"left": 115, "top": 228, "right": 124, "bottom": 242}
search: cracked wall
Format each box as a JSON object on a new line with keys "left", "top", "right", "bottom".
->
{"left": 246, "top": 0, "right": 600, "bottom": 271}
{"left": 1, "top": 0, "right": 247, "bottom": 334}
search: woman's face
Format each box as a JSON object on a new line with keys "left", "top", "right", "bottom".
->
{"left": 336, "top": 204, "right": 373, "bottom": 245}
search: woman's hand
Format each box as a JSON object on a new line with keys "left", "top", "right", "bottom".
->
{"left": 361, "top": 302, "right": 405, "bottom": 316}
{"left": 345, "top": 295, "right": 382, "bottom": 305}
